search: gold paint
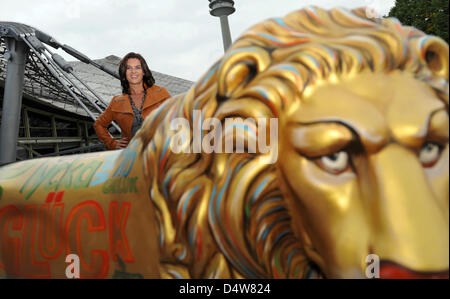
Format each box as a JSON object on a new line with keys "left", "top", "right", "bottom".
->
{"left": 370, "top": 144, "right": 449, "bottom": 272}
{"left": 428, "top": 110, "right": 450, "bottom": 142}
{"left": 290, "top": 123, "right": 354, "bottom": 157}
{"left": 0, "top": 7, "right": 448, "bottom": 278}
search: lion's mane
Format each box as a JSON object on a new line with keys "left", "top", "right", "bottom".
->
{"left": 135, "top": 7, "right": 449, "bottom": 278}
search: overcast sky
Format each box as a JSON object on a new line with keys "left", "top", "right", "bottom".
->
{"left": 1, "top": 0, "right": 395, "bottom": 82}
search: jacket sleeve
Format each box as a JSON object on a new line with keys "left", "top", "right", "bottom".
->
{"left": 94, "top": 100, "right": 118, "bottom": 150}
{"left": 163, "top": 87, "right": 171, "bottom": 100}
{"left": 157, "top": 87, "right": 171, "bottom": 108}
{"left": 162, "top": 87, "right": 171, "bottom": 99}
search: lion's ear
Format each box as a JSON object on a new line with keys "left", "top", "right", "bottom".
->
{"left": 217, "top": 46, "right": 271, "bottom": 102}
{"left": 421, "top": 37, "right": 449, "bottom": 80}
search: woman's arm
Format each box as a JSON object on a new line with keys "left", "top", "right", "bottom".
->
{"left": 94, "top": 102, "right": 118, "bottom": 150}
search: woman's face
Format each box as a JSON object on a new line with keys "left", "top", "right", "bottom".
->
{"left": 126, "top": 58, "right": 144, "bottom": 86}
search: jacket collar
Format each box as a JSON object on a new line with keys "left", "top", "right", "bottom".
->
{"left": 111, "top": 94, "right": 132, "bottom": 113}
{"left": 142, "top": 85, "right": 170, "bottom": 110}
{"left": 112, "top": 84, "right": 169, "bottom": 113}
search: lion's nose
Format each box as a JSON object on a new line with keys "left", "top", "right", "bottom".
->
{"left": 369, "top": 144, "right": 449, "bottom": 273}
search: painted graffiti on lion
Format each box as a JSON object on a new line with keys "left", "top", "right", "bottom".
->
{"left": 0, "top": 7, "right": 448, "bottom": 278}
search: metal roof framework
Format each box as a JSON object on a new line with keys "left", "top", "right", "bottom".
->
{"left": 0, "top": 21, "right": 122, "bottom": 164}
{"left": 0, "top": 22, "right": 119, "bottom": 120}
{"left": 0, "top": 21, "right": 194, "bottom": 165}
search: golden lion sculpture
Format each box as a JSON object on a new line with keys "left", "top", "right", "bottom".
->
{"left": 0, "top": 7, "right": 448, "bottom": 279}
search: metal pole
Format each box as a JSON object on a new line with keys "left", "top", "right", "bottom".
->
{"left": 21, "top": 37, "right": 98, "bottom": 122}
{"left": 44, "top": 51, "right": 121, "bottom": 133}
{"left": 24, "top": 36, "right": 122, "bottom": 132}
{"left": 219, "top": 15, "right": 232, "bottom": 52}
{"left": 0, "top": 38, "right": 28, "bottom": 165}
{"left": 70, "top": 71, "right": 109, "bottom": 109}
{"left": 41, "top": 50, "right": 105, "bottom": 114}
{"left": 208, "top": 0, "right": 235, "bottom": 53}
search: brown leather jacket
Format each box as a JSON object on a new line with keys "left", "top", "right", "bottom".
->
{"left": 94, "top": 84, "right": 171, "bottom": 149}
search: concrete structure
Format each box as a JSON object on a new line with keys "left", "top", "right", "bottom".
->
{"left": 208, "top": 0, "right": 236, "bottom": 51}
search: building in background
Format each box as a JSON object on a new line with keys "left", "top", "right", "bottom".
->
{"left": 0, "top": 38, "right": 193, "bottom": 161}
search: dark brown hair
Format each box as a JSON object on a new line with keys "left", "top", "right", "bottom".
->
{"left": 119, "top": 52, "right": 155, "bottom": 94}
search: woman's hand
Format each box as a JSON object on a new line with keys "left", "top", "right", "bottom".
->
{"left": 115, "top": 138, "right": 129, "bottom": 149}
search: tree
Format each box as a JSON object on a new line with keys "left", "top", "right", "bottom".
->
{"left": 388, "top": 0, "right": 449, "bottom": 43}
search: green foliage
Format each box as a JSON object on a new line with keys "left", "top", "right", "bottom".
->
{"left": 388, "top": 0, "right": 449, "bottom": 43}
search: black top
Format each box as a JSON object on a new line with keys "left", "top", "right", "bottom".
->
{"left": 128, "top": 91, "right": 146, "bottom": 138}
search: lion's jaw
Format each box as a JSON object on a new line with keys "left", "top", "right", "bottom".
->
{"left": 279, "top": 71, "right": 449, "bottom": 278}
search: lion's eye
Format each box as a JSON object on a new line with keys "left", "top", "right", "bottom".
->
{"left": 316, "top": 151, "right": 350, "bottom": 174}
{"left": 419, "top": 142, "right": 442, "bottom": 168}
